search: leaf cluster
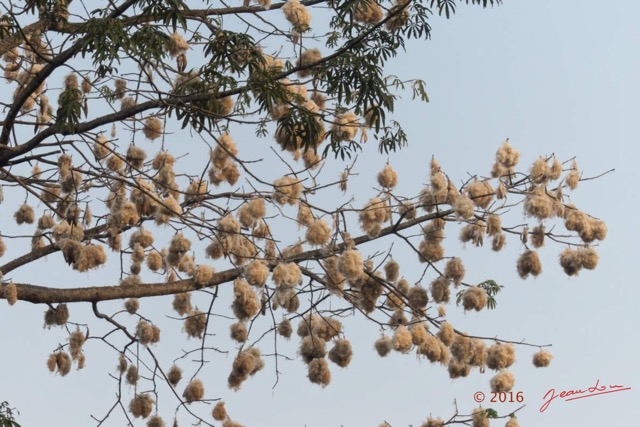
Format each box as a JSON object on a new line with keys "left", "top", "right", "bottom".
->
{"left": 0, "top": 402, "right": 20, "bottom": 427}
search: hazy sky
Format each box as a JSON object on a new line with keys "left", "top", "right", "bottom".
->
{"left": 1, "top": 1, "right": 638, "bottom": 426}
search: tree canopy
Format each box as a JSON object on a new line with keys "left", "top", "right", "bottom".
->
{"left": 0, "top": 1, "right": 608, "bottom": 426}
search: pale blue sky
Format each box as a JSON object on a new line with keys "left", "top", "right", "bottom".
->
{"left": 1, "top": 1, "right": 638, "bottom": 426}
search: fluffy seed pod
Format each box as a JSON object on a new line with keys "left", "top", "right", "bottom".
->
{"left": 272, "top": 176, "right": 303, "bottom": 205}
{"left": 532, "top": 350, "right": 553, "bottom": 367}
{"left": 212, "top": 401, "right": 228, "bottom": 421}
{"left": 448, "top": 360, "right": 471, "bottom": 379}
{"left": 193, "top": 264, "right": 215, "bottom": 286}
{"left": 374, "top": 335, "right": 392, "bottom": 357}
{"left": 167, "top": 364, "right": 182, "bottom": 386}
{"left": 169, "top": 233, "right": 191, "bottom": 256}
{"left": 411, "top": 323, "right": 429, "bottom": 347}
{"left": 136, "top": 320, "right": 156, "bottom": 346}
{"left": 129, "top": 393, "right": 154, "bottom": 418}
{"left": 467, "top": 180, "right": 494, "bottom": 209}
{"left": 332, "top": 112, "right": 360, "bottom": 141}
{"left": 168, "top": 32, "right": 189, "bottom": 57}
{"left": 505, "top": 419, "right": 520, "bottom": 427}
{"left": 389, "top": 309, "right": 407, "bottom": 327}
{"left": 490, "top": 369, "right": 515, "bottom": 392}
{"left": 68, "top": 328, "right": 85, "bottom": 359}
{"left": 243, "top": 260, "right": 270, "bottom": 288}
{"left": 296, "top": 48, "right": 322, "bottom": 77}
{"left": 44, "top": 303, "right": 69, "bottom": 326}
{"left": 47, "top": 353, "right": 57, "bottom": 372}
{"left": 419, "top": 187, "right": 443, "bottom": 213}
{"left": 566, "top": 160, "right": 580, "bottom": 189}
{"left": 299, "top": 335, "right": 327, "bottom": 363}
{"left": 230, "top": 321, "right": 248, "bottom": 343}
{"left": 172, "top": 292, "right": 192, "bottom": 316}
{"left": 183, "top": 379, "right": 205, "bottom": 403}
{"left": 385, "top": 287, "right": 404, "bottom": 309}
{"left": 14, "top": 204, "right": 35, "bottom": 225}
{"left": 407, "top": 285, "right": 429, "bottom": 310}
{"left": 486, "top": 215, "right": 501, "bottom": 237}
{"left": 531, "top": 224, "right": 545, "bottom": 248}
{"left": 430, "top": 276, "right": 450, "bottom": 303}
{"left": 418, "top": 239, "right": 444, "bottom": 263}
{"left": 126, "top": 365, "right": 139, "bottom": 385}
{"left": 113, "top": 78, "right": 126, "bottom": 98}
{"left": 516, "top": 250, "right": 542, "bottom": 279}
{"left": 529, "top": 156, "right": 549, "bottom": 184}
{"left": 184, "top": 309, "right": 207, "bottom": 338}
{"left": 487, "top": 343, "right": 516, "bottom": 370}
{"left": 472, "top": 407, "right": 489, "bottom": 427}
{"left": 4, "top": 283, "right": 17, "bottom": 305}
{"left": 461, "top": 286, "right": 487, "bottom": 311}
{"left": 232, "top": 278, "right": 261, "bottom": 320}
{"left": 205, "top": 240, "right": 224, "bottom": 259}
{"left": 491, "top": 232, "right": 506, "bottom": 251}
{"left": 303, "top": 316, "right": 342, "bottom": 340}
{"left": 143, "top": 117, "right": 163, "bottom": 140}
{"left": 246, "top": 347, "right": 265, "bottom": 375}
{"left": 126, "top": 145, "right": 147, "bottom": 169}
{"left": 592, "top": 219, "right": 607, "bottom": 241}
{"left": 306, "top": 218, "right": 331, "bottom": 246}
{"left": 328, "top": 339, "right": 353, "bottom": 368}
{"left": 354, "top": 0, "right": 383, "bottom": 23}
{"left": 399, "top": 201, "right": 417, "bottom": 220}
{"left": 131, "top": 244, "right": 145, "bottom": 265}
{"left": 121, "top": 96, "right": 136, "bottom": 111}
{"left": 559, "top": 247, "right": 598, "bottom": 276}
{"left": 146, "top": 250, "right": 163, "bottom": 271}
{"left": 56, "top": 351, "right": 72, "bottom": 376}
{"left": 437, "top": 322, "right": 455, "bottom": 346}
{"left": 118, "top": 353, "right": 128, "bottom": 374}
{"left": 392, "top": 325, "right": 413, "bottom": 353}
{"left": 524, "top": 188, "right": 553, "bottom": 220}
{"left": 495, "top": 139, "right": 520, "bottom": 170}
{"left": 578, "top": 247, "right": 599, "bottom": 270}
{"left": 323, "top": 256, "right": 346, "bottom": 294}
{"left": 469, "top": 339, "right": 487, "bottom": 367}
{"left": 64, "top": 73, "right": 79, "bottom": 90}
{"left": 384, "top": 259, "right": 400, "bottom": 282}
{"left": 228, "top": 349, "right": 262, "bottom": 390}
{"left": 444, "top": 257, "right": 465, "bottom": 286}
{"left": 450, "top": 334, "right": 474, "bottom": 364}
{"left": 425, "top": 335, "right": 449, "bottom": 364}
{"left": 338, "top": 249, "right": 364, "bottom": 280}
{"left": 386, "top": 0, "right": 410, "bottom": 31}
{"left": 147, "top": 415, "right": 166, "bottom": 427}
{"left": 307, "top": 358, "right": 331, "bottom": 387}
{"left": 377, "top": 164, "right": 398, "bottom": 189}
{"left": 36, "top": 213, "right": 55, "bottom": 231}
{"left": 106, "top": 154, "right": 124, "bottom": 172}
{"left": 459, "top": 222, "right": 485, "bottom": 247}
{"left": 453, "top": 195, "right": 474, "bottom": 219}
{"left": 421, "top": 418, "right": 445, "bottom": 427}
{"left": 303, "top": 148, "right": 323, "bottom": 169}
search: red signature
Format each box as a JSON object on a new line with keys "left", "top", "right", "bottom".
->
{"left": 540, "top": 379, "right": 631, "bottom": 412}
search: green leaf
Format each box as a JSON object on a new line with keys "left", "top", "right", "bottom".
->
{"left": 412, "top": 80, "right": 430, "bottom": 103}
{"left": 485, "top": 408, "right": 499, "bottom": 418}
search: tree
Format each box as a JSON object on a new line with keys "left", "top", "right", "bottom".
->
{"left": 0, "top": 402, "right": 21, "bottom": 427}
{"left": 0, "top": 1, "right": 607, "bottom": 426}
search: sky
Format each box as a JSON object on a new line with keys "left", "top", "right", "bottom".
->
{"left": 1, "top": 1, "right": 639, "bottom": 426}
